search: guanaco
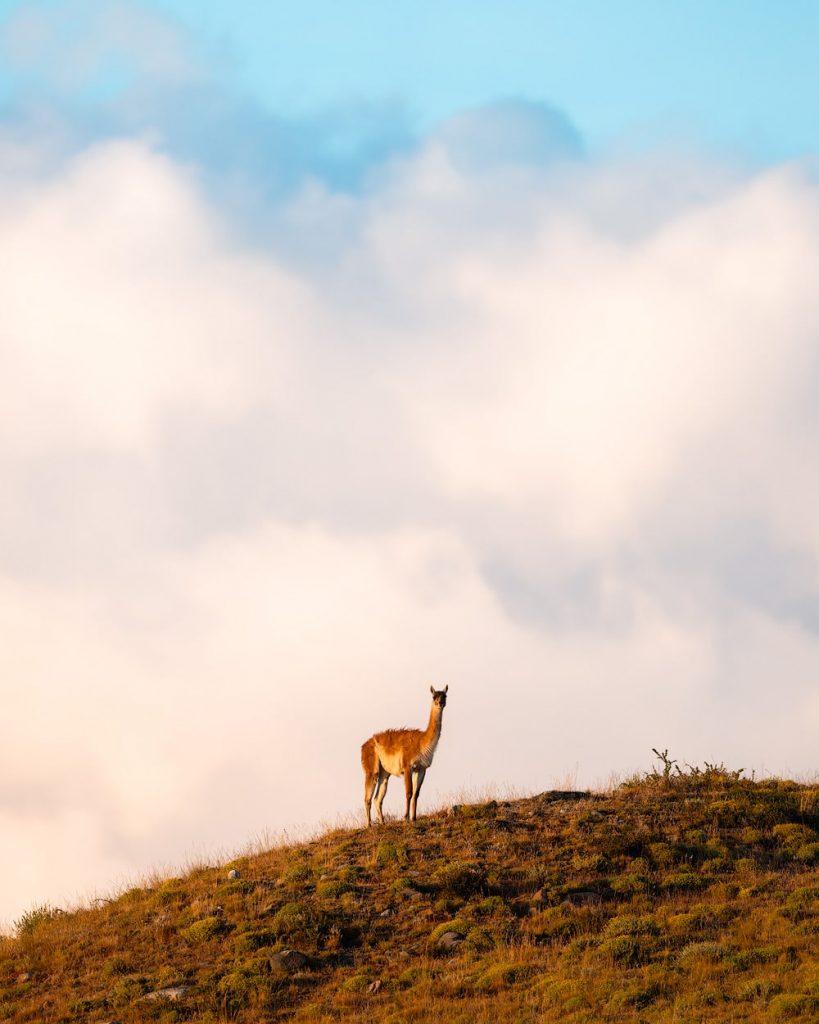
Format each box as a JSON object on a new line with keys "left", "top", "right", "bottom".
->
{"left": 361, "top": 686, "right": 448, "bottom": 825}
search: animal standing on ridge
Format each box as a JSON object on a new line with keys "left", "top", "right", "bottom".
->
{"left": 361, "top": 686, "right": 448, "bottom": 825}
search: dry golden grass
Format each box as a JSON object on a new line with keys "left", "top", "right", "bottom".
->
{"left": 1, "top": 766, "right": 818, "bottom": 1022}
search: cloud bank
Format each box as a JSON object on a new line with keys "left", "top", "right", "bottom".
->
{"left": 2, "top": 88, "right": 819, "bottom": 925}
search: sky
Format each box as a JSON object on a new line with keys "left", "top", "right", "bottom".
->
{"left": 1, "top": 1, "right": 819, "bottom": 928}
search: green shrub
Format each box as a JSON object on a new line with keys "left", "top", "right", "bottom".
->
{"left": 707, "top": 799, "right": 747, "bottom": 827}
{"left": 109, "top": 974, "right": 150, "bottom": 1007}
{"left": 731, "top": 946, "right": 779, "bottom": 970}
{"left": 740, "top": 827, "right": 764, "bottom": 845}
{"left": 603, "top": 914, "right": 660, "bottom": 938}
{"left": 769, "top": 993, "right": 819, "bottom": 1019}
{"left": 374, "top": 842, "right": 404, "bottom": 866}
{"left": 737, "top": 979, "right": 782, "bottom": 1002}
{"left": 66, "top": 996, "right": 102, "bottom": 1016}
{"left": 795, "top": 843, "right": 819, "bottom": 865}
{"left": 702, "top": 856, "right": 734, "bottom": 875}
{"left": 432, "top": 861, "right": 486, "bottom": 897}
{"left": 474, "top": 962, "right": 532, "bottom": 991}
{"left": 219, "top": 879, "right": 255, "bottom": 897}
{"left": 648, "top": 842, "right": 675, "bottom": 866}
{"left": 571, "top": 852, "right": 607, "bottom": 873}
{"left": 154, "top": 966, "right": 187, "bottom": 990}
{"left": 473, "top": 895, "right": 509, "bottom": 917}
{"left": 218, "top": 964, "right": 275, "bottom": 1016}
{"left": 459, "top": 801, "right": 498, "bottom": 820}
{"left": 102, "top": 955, "right": 132, "bottom": 977}
{"left": 598, "top": 934, "right": 653, "bottom": 966}
{"left": 14, "top": 904, "right": 61, "bottom": 937}
{"left": 270, "top": 901, "right": 324, "bottom": 941}
{"left": 607, "top": 980, "right": 664, "bottom": 1010}
{"left": 464, "top": 926, "right": 495, "bottom": 953}
{"left": 316, "top": 879, "right": 352, "bottom": 900}
{"left": 153, "top": 879, "right": 185, "bottom": 906}
{"left": 234, "top": 929, "right": 279, "bottom": 955}
{"left": 677, "top": 940, "right": 729, "bottom": 966}
{"left": 398, "top": 965, "right": 424, "bottom": 989}
{"left": 660, "top": 870, "right": 707, "bottom": 892}
{"left": 181, "top": 916, "right": 230, "bottom": 944}
{"left": 772, "top": 824, "right": 817, "bottom": 851}
{"left": 527, "top": 906, "right": 577, "bottom": 942}
{"left": 561, "top": 935, "right": 597, "bottom": 963}
{"left": 781, "top": 887, "right": 819, "bottom": 922}
{"left": 610, "top": 873, "right": 650, "bottom": 895}
{"left": 280, "top": 861, "right": 312, "bottom": 884}
{"left": 342, "top": 974, "right": 372, "bottom": 993}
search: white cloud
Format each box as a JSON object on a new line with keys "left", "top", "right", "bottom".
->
{"left": 0, "top": 140, "right": 306, "bottom": 455}
{"left": 1, "top": 132, "right": 819, "bottom": 926}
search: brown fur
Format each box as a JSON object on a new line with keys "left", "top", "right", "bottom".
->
{"left": 361, "top": 686, "right": 448, "bottom": 825}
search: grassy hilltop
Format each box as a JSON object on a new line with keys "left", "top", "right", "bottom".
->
{"left": 2, "top": 763, "right": 819, "bottom": 1023}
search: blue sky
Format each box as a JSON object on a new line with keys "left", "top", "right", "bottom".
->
{"left": 171, "top": 0, "right": 818, "bottom": 160}
{"left": 2, "top": 0, "right": 819, "bottom": 173}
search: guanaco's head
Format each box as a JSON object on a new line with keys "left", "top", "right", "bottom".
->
{"left": 430, "top": 685, "right": 448, "bottom": 709}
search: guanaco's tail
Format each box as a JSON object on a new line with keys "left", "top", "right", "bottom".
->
{"left": 361, "top": 736, "right": 378, "bottom": 774}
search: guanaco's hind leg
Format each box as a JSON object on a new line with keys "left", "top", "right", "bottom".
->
{"left": 374, "top": 767, "right": 389, "bottom": 823}
{"left": 364, "top": 772, "right": 377, "bottom": 826}
{"left": 410, "top": 766, "right": 426, "bottom": 822}
{"left": 361, "top": 738, "right": 379, "bottom": 826}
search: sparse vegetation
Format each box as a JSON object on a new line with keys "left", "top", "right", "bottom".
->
{"left": 13, "top": 903, "right": 62, "bottom": 937}
{"left": 1, "top": 759, "right": 818, "bottom": 1022}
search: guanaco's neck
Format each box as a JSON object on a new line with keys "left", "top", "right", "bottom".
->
{"left": 420, "top": 702, "right": 444, "bottom": 756}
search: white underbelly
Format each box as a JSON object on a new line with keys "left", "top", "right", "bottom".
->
{"left": 375, "top": 745, "right": 405, "bottom": 776}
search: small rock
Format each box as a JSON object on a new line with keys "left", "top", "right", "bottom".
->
{"left": 270, "top": 949, "right": 310, "bottom": 973}
{"left": 436, "top": 930, "right": 464, "bottom": 953}
{"left": 16, "top": 973, "right": 31, "bottom": 984}
{"left": 448, "top": 804, "right": 461, "bottom": 817}
{"left": 140, "top": 987, "right": 187, "bottom": 1003}
{"left": 368, "top": 979, "right": 383, "bottom": 994}
{"left": 227, "top": 869, "right": 240, "bottom": 880}
{"left": 379, "top": 908, "right": 394, "bottom": 917}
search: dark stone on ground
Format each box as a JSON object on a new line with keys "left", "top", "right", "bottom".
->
{"left": 270, "top": 949, "right": 311, "bottom": 973}
{"left": 436, "top": 931, "right": 464, "bottom": 953}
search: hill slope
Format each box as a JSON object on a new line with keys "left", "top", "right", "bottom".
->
{"left": 2, "top": 768, "right": 818, "bottom": 1023}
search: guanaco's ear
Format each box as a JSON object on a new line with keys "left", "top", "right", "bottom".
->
{"left": 430, "top": 685, "right": 435, "bottom": 695}
{"left": 443, "top": 685, "right": 448, "bottom": 694}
